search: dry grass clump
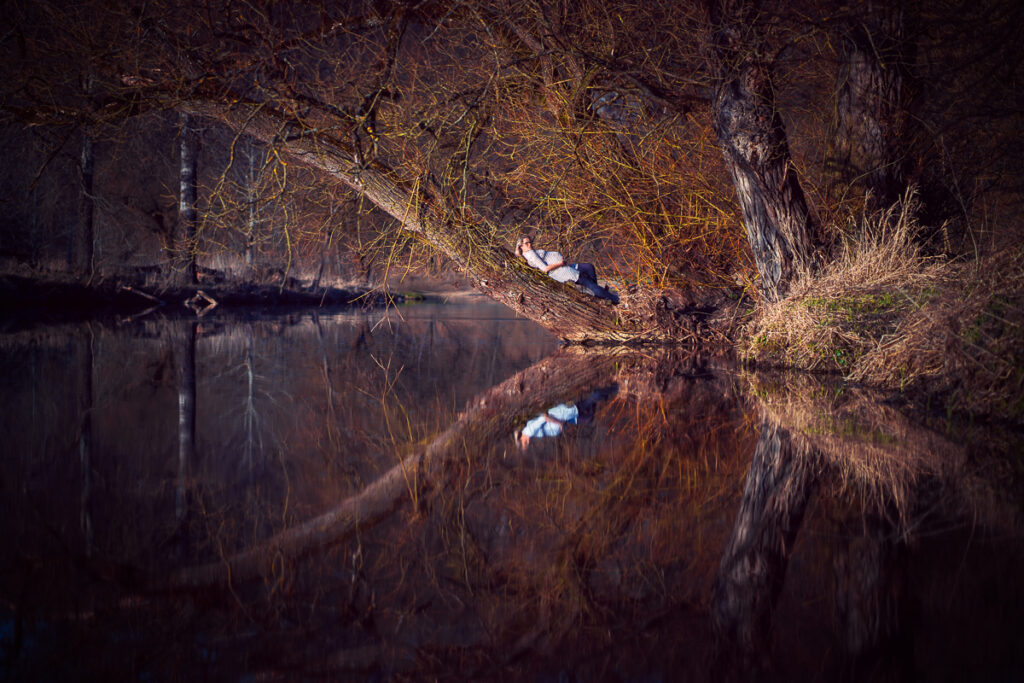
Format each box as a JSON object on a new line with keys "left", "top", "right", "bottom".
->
{"left": 743, "top": 197, "right": 1024, "bottom": 421}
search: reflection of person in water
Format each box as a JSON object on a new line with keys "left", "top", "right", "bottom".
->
{"left": 515, "top": 235, "right": 617, "bottom": 302}
{"left": 516, "top": 385, "right": 617, "bottom": 449}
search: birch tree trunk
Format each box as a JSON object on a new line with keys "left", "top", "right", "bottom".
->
{"left": 245, "top": 139, "right": 261, "bottom": 274}
{"left": 177, "top": 114, "right": 199, "bottom": 285}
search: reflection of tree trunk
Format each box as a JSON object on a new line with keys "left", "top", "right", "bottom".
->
{"left": 833, "top": 512, "right": 909, "bottom": 683}
{"left": 706, "top": 0, "right": 822, "bottom": 302}
{"left": 314, "top": 315, "right": 338, "bottom": 443}
{"left": 177, "top": 114, "right": 199, "bottom": 285}
{"left": 79, "top": 328, "right": 94, "bottom": 557}
{"left": 170, "top": 349, "right": 623, "bottom": 587}
{"left": 174, "top": 323, "right": 197, "bottom": 525}
{"left": 244, "top": 329, "right": 258, "bottom": 481}
{"left": 711, "top": 418, "right": 817, "bottom": 672}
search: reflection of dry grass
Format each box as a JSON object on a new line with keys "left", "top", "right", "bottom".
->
{"left": 743, "top": 371, "right": 1023, "bottom": 533}
{"left": 744, "top": 196, "right": 1024, "bottom": 422}
{"left": 326, "top": 355, "right": 763, "bottom": 677}
{"left": 423, "top": 370, "right": 756, "bottom": 646}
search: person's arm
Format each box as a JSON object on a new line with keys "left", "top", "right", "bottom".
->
{"left": 544, "top": 260, "right": 566, "bottom": 273}
{"left": 538, "top": 250, "right": 567, "bottom": 273}
{"left": 522, "top": 250, "right": 547, "bottom": 271}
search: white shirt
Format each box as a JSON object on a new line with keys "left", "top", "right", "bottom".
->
{"left": 521, "top": 403, "right": 580, "bottom": 439}
{"left": 523, "top": 249, "right": 579, "bottom": 283}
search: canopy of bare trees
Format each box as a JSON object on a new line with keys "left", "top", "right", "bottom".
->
{"left": 2, "top": 0, "right": 1022, "bottom": 340}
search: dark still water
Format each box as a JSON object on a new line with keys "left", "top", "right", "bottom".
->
{"left": 1, "top": 296, "right": 1022, "bottom": 682}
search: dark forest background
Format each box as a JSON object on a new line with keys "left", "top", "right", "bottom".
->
{"left": 1, "top": 0, "right": 1022, "bottom": 318}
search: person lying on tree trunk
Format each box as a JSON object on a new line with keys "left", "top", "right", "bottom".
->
{"left": 515, "top": 235, "right": 617, "bottom": 302}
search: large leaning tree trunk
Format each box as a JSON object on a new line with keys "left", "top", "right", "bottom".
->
{"left": 706, "top": 0, "right": 824, "bottom": 302}
{"left": 831, "top": 1, "right": 910, "bottom": 210}
{"left": 177, "top": 98, "right": 664, "bottom": 344}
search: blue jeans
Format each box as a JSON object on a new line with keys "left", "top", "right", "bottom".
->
{"left": 573, "top": 262, "right": 598, "bottom": 281}
{"left": 572, "top": 262, "right": 615, "bottom": 301}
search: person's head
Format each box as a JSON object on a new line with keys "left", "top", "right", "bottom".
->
{"left": 515, "top": 235, "right": 533, "bottom": 257}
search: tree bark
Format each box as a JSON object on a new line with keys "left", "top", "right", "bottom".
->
{"left": 832, "top": 1, "right": 909, "bottom": 210}
{"left": 707, "top": 0, "right": 823, "bottom": 301}
{"left": 177, "top": 99, "right": 655, "bottom": 343}
{"left": 177, "top": 114, "right": 199, "bottom": 285}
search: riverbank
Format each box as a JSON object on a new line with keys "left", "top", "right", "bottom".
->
{"left": 737, "top": 204, "right": 1024, "bottom": 424}
{"left": 0, "top": 270, "right": 405, "bottom": 327}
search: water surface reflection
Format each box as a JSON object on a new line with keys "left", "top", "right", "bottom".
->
{"left": 1, "top": 300, "right": 1022, "bottom": 681}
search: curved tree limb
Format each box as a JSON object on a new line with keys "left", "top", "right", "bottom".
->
{"left": 177, "top": 97, "right": 664, "bottom": 342}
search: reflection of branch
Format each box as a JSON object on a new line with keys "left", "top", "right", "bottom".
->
{"left": 169, "top": 348, "right": 623, "bottom": 588}
{"left": 184, "top": 289, "right": 218, "bottom": 316}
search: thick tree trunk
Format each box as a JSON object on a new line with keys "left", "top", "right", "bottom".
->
{"left": 178, "top": 99, "right": 655, "bottom": 343}
{"left": 707, "top": 0, "right": 823, "bottom": 302}
{"left": 832, "top": 1, "right": 909, "bottom": 209}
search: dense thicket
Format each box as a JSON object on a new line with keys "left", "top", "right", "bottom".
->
{"left": 1, "top": 0, "right": 1021, "bottom": 340}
